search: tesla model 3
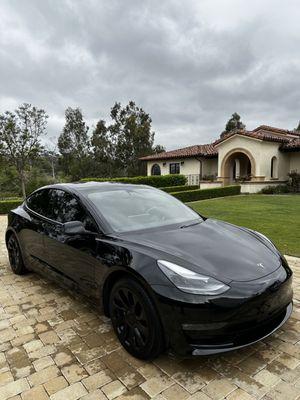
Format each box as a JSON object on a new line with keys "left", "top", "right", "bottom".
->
{"left": 6, "top": 182, "right": 293, "bottom": 359}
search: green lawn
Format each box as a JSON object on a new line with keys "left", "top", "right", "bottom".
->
{"left": 189, "top": 195, "right": 300, "bottom": 257}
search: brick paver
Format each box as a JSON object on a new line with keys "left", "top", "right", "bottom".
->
{"left": 1, "top": 215, "right": 300, "bottom": 399}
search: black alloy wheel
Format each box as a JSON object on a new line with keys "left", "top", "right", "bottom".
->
{"left": 7, "top": 234, "right": 27, "bottom": 275}
{"left": 109, "top": 278, "right": 164, "bottom": 359}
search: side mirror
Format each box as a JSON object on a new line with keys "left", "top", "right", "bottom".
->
{"left": 63, "top": 221, "right": 92, "bottom": 236}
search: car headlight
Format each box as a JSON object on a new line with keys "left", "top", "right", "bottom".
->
{"left": 157, "top": 260, "right": 230, "bottom": 295}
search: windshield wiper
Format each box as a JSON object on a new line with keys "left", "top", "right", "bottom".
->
{"left": 180, "top": 220, "right": 202, "bottom": 229}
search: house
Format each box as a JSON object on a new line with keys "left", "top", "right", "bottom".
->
{"left": 140, "top": 125, "right": 300, "bottom": 193}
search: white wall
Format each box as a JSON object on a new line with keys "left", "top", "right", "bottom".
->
{"left": 290, "top": 153, "right": 300, "bottom": 172}
{"left": 146, "top": 157, "right": 218, "bottom": 177}
{"left": 199, "top": 182, "right": 222, "bottom": 189}
{"left": 216, "top": 135, "right": 290, "bottom": 181}
{"left": 260, "top": 141, "right": 290, "bottom": 180}
{"left": 240, "top": 181, "right": 287, "bottom": 194}
{"left": 202, "top": 158, "right": 218, "bottom": 177}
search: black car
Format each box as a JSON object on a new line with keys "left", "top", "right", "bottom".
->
{"left": 6, "top": 182, "right": 293, "bottom": 359}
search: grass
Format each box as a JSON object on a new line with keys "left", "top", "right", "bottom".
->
{"left": 190, "top": 194, "right": 300, "bottom": 257}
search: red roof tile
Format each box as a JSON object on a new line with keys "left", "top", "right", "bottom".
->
{"left": 281, "top": 137, "right": 300, "bottom": 151}
{"left": 139, "top": 143, "right": 217, "bottom": 161}
{"left": 253, "top": 125, "right": 293, "bottom": 135}
{"left": 214, "top": 127, "right": 298, "bottom": 146}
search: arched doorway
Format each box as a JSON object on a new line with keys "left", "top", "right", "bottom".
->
{"left": 221, "top": 149, "right": 255, "bottom": 185}
{"left": 151, "top": 164, "right": 161, "bottom": 176}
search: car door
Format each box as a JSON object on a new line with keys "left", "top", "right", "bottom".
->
{"left": 42, "top": 189, "right": 99, "bottom": 297}
{"left": 21, "top": 189, "right": 53, "bottom": 270}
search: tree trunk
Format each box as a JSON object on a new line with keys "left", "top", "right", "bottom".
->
{"left": 19, "top": 171, "right": 26, "bottom": 198}
{"left": 51, "top": 159, "right": 56, "bottom": 180}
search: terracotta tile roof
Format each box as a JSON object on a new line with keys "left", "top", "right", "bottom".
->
{"left": 214, "top": 126, "right": 299, "bottom": 146}
{"left": 281, "top": 137, "right": 300, "bottom": 152}
{"left": 253, "top": 125, "right": 294, "bottom": 135}
{"left": 139, "top": 143, "right": 218, "bottom": 161}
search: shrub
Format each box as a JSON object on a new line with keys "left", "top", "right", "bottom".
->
{"left": 171, "top": 185, "right": 241, "bottom": 202}
{"left": 80, "top": 174, "right": 187, "bottom": 188}
{"left": 160, "top": 185, "right": 198, "bottom": 193}
{"left": 0, "top": 199, "right": 23, "bottom": 214}
{"left": 261, "top": 185, "right": 289, "bottom": 194}
{"left": 288, "top": 171, "right": 300, "bottom": 192}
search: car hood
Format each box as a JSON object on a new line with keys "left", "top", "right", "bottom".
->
{"left": 123, "top": 219, "right": 282, "bottom": 283}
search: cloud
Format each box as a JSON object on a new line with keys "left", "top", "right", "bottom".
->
{"left": 1, "top": 0, "right": 300, "bottom": 150}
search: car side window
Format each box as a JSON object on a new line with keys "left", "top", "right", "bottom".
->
{"left": 26, "top": 189, "right": 52, "bottom": 217}
{"left": 50, "top": 189, "right": 98, "bottom": 232}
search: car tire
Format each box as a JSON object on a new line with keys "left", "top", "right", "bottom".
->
{"left": 7, "top": 234, "right": 27, "bottom": 275}
{"left": 109, "top": 277, "right": 164, "bottom": 360}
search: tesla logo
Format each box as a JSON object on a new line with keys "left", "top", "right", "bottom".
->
{"left": 257, "top": 263, "right": 265, "bottom": 269}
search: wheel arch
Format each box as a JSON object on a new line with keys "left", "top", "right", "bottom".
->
{"left": 102, "top": 268, "right": 154, "bottom": 317}
{"left": 103, "top": 267, "right": 167, "bottom": 358}
{"left": 5, "top": 228, "right": 16, "bottom": 245}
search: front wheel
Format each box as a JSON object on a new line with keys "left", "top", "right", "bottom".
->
{"left": 7, "top": 234, "right": 27, "bottom": 275}
{"left": 109, "top": 277, "right": 164, "bottom": 360}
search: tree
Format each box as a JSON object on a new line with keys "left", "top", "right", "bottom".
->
{"left": 0, "top": 103, "right": 48, "bottom": 197}
{"left": 91, "top": 101, "right": 165, "bottom": 177}
{"left": 225, "top": 112, "right": 245, "bottom": 133}
{"left": 152, "top": 144, "right": 166, "bottom": 154}
{"left": 110, "top": 101, "right": 156, "bottom": 176}
{"left": 295, "top": 121, "right": 300, "bottom": 132}
{"left": 91, "top": 120, "right": 115, "bottom": 176}
{"left": 58, "top": 107, "right": 90, "bottom": 180}
{"left": 46, "top": 141, "right": 58, "bottom": 180}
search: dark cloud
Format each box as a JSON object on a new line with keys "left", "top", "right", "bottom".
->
{"left": 1, "top": 0, "right": 300, "bottom": 150}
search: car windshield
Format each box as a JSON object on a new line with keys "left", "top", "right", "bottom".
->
{"left": 86, "top": 187, "right": 202, "bottom": 233}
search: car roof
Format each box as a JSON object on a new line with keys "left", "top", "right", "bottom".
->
{"left": 37, "top": 181, "right": 154, "bottom": 194}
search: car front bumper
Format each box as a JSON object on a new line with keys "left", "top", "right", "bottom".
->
{"left": 152, "top": 267, "right": 293, "bottom": 356}
{"left": 190, "top": 301, "right": 292, "bottom": 355}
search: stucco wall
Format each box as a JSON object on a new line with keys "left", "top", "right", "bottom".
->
{"left": 202, "top": 158, "right": 218, "bottom": 177}
{"left": 240, "top": 181, "right": 287, "bottom": 194}
{"left": 290, "top": 153, "right": 300, "bottom": 172}
{"left": 146, "top": 157, "right": 218, "bottom": 177}
{"left": 217, "top": 135, "right": 290, "bottom": 181}
{"left": 199, "top": 182, "right": 222, "bottom": 189}
{"left": 260, "top": 141, "right": 290, "bottom": 180}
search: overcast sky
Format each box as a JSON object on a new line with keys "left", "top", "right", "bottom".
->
{"left": 1, "top": 0, "right": 300, "bottom": 150}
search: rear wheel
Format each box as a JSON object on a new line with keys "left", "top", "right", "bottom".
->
{"left": 109, "top": 277, "right": 164, "bottom": 360}
{"left": 7, "top": 234, "right": 27, "bottom": 275}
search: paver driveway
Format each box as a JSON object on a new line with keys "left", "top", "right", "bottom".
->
{"left": 1, "top": 215, "right": 300, "bottom": 400}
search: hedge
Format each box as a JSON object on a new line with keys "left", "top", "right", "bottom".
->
{"left": 80, "top": 174, "right": 187, "bottom": 188}
{"left": 0, "top": 199, "right": 23, "bottom": 214}
{"left": 161, "top": 185, "right": 199, "bottom": 193}
{"left": 171, "top": 185, "right": 241, "bottom": 202}
{"left": 0, "top": 192, "right": 21, "bottom": 200}
{"left": 261, "top": 185, "right": 289, "bottom": 194}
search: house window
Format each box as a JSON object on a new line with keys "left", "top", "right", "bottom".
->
{"left": 271, "top": 156, "right": 278, "bottom": 179}
{"left": 151, "top": 164, "right": 161, "bottom": 176}
{"left": 169, "top": 163, "right": 180, "bottom": 174}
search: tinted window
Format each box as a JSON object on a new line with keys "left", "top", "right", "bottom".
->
{"left": 50, "top": 190, "right": 97, "bottom": 231}
{"left": 26, "top": 189, "right": 52, "bottom": 217}
{"left": 86, "top": 187, "right": 201, "bottom": 233}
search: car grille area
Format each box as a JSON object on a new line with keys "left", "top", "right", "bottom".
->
{"left": 180, "top": 270, "right": 293, "bottom": 349}
{"left": 184, "top": 304, "right": 289, "bottom": 348}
